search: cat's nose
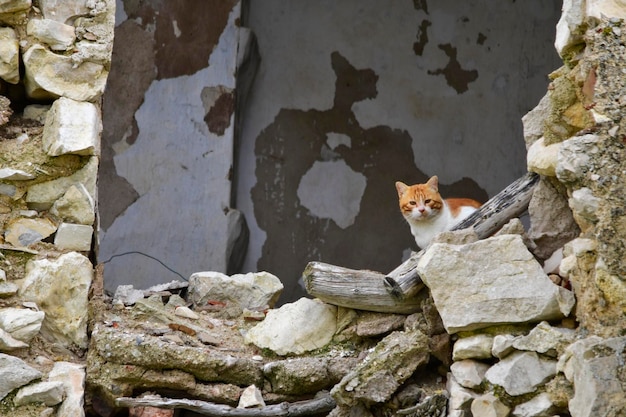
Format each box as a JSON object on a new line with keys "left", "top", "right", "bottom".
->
{"left": 418, "top": 207, "right": 426, "bottom": 213}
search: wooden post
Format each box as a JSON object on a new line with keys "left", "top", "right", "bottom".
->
{"left": 384, "top": 172, "right": 539, "bottom": 299}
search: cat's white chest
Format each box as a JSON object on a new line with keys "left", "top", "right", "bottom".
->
{"left": 406, "top": 204, "right": 475, "bottom": 249}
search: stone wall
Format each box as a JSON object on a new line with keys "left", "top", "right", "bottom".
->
{"left": 0, "top": 1, "right": 114, "bottom": 416}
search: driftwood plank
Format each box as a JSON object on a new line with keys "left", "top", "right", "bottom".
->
{"left": 116, "top": 392, "right": 336, "bottom": 416}
{"left": 384, "top": 172, "right": 539, "bottom": 299}
{"left": 303, "top": 262, "right": 423, "bottom": 314}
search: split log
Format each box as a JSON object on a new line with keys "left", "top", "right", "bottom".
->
{"left": 116, "top": 392, "right": 336, "bottom": 416}
{"left": 303, "top": 262, "right": 423, "bottom": 314}
{"left": 384, "top": 171, "right": 539, "bottom": 299}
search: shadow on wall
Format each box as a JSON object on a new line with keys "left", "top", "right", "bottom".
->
{"left": 251, "top": 52, "right": 487, "bottom": 304}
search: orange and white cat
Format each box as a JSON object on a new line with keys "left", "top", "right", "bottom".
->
{"left": 395, "top": 176, "right": 482, "bottom": 249}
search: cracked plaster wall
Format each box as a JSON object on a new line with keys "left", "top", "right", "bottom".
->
{"left": 99, "top": 0, "right": 562, "bottom": 302}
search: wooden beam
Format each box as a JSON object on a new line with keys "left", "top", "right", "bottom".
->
{"left": 384, "top": 172, "right": 539, "bottom": 299}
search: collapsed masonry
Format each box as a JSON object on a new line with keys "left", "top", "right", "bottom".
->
{"left": 0, "top": 1, "right": 626, "bottom": 417}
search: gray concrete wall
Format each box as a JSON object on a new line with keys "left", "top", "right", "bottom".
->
{"left": 99, "top": 0, "right": 562, "bottom": 302}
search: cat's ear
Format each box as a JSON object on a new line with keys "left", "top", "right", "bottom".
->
{"left": 427, "top": 176, "right": 439, "bottom": 191}
{"left": 395, "top": 181, "right": 408, "bottom": 197}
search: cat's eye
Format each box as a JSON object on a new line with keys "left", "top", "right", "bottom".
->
{"left": 409, "top": 200, "right": 417, "bottom": 206}
{"left": 425, "top": 199, "right": 432, "bottom": 204}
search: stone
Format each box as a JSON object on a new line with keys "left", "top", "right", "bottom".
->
{"left": 522, "top": 93, "right": 551, "bottom": 148}
{"left": 0, "top": 307, "right": 45, "bottom": 342}
{"left": 48, "top": 362, "right": 86, "bottom": 417}
{"left": 0, "top": 168, "right": 34, "bottom": 180}
{"left": 23, "top": 44, "right": 108, "bottom": 101}
{"left": 0, "top": 353, "right": 42, "bottom": 401}
{"left": 0, "top": 281, "right": 18, "bottom": 298}
{"left": 511, "top": 321, "right": 575, "bottom": 357}
{"left": 555, "top": 0, "right": 585, "bottom": 58}
{"left": 555, "top": 134, "right": 599, "bottom": 183}
{"left": 527, "top": 137, "right": 560, "bottom": 176}
{"left": 568, "top": 187, "right": 600, "bottom": 224}
{"left": 23, "top": 104, "right": 50, "bottom": 123}
{"left": 491, "top": 334, "right": 517, "bottom": 359}
{"left": 189, "top": 271, "right": 283, "bottom": 318}
{"left": 244, "top": 298, "right": 336, "bottom": 355}
{"left": 0, "top": 328, "right": 29, "bottom": 351}
{"left": 558, "top": 336, "right": 626, "bottom": 417}
{"left": 586, "top": 0, "right": 626, "bottom": 22}
{"left": 40, "top": 0, "right": 90, "bottom": 23}
{"left": 50, "top": 184, "right": 96, "bottom": 225}
{"left": 174, "top": 306, "right": 199, "bottom": 320}
{"left": 14, "top": 380, "right": 65, "bottom": 406}
{"left": 485, "top": 351, "right": 557, "bottom": 396}
{"left": 331, "top": 329, "right": 429, "bottom": 407}
{"left": 452, "top": 334, "right": 494, "bottom": 361}
{"left": 417, "top": 235, "right": 576, "bottom": 333}
{"left": 26, "top": 18, "right": 76, "bottom": 51}
{"left": 43, "top": 97, "right": 102, "bottom": 156}
{"left": 112, "top": 285, "right": 145, "bottom": 306}
{"left": 237, "top": 384, "right": 265, "bottom": 408}
{"left": 512, "top": 392, "right": 557, "bottom": 417}
{"left": 0, "top": 27, "right": 19, "bottom": 84}
{"left": 471, "top": 393, "right": 510, "bottom": 417}
{"left": 263, "top": 358, "right": 330, "bottom": 395}
{"left": 21, "top": 252, "right": 93, "bottom": 349}
{"left": 446, "top": 373, "right": 476, "bottom": 414}
{"left": 355, "top": 311, "right": 406, "bottom": 337}
{"left": 26, "top": 156, "right": 98, "bottom": 210}
{"left": 450, "top": 359, "right": 490, "bottom": 389}
{"left": 54, "top": 223, "right": 93, "bottom": 251}
{"left": 4, "top": 217, "right": 57, "bottom": 247}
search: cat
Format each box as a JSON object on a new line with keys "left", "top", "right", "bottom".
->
{"left": 395, "top": 175, "right": 482, "bottom": 249}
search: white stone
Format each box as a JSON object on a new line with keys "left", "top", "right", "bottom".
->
{"left": 522, "top": 94, "right": 551, "bottom": 147}
{"left": 556, "top": 134, "right": 599, "bottom": 183}
{"left": 27, "top": 18, "right": 76, "bottom": 51}
{"left": 40, "top": 0, "right": 90, "bottom": 23}
{"left": 174, "top": 306, "right": 199, "bottom": 320}
{"left": 569, "top": 187, "right": 600, "bottom": 223}
{"left": 452, "top": 334, "right": 494, "bottom": 361}
{"left": 0, "top": 307, "right": 45, "bottom": 342}
{"left": 4, "top": 217, "right": 57, "bottom": 247}
{"left": 0, "top": 353, "right": 42, "bottom": 401}
{"left": 558, "top": 336, "right": 626, "bottom": 417}
{"left": 23, "top": 44, "right": 108, "bottom": 101}
{"left": 21, "top": 252, "right": 93, "bottom": 349}
{"left": 50, "top": 184, "right": 96, "bottom": 225}
{"left": 26, "top": 156, "right": 98, "bottom": 210}
{"left": 14, "top": 380, "right": 65, "bottom": 406}
{"left": 0, "top": 328, "right": 29, "bottom": 351}
{"left": 512, "top": 393, "right": 556, "bottom": 417}
{"left": 446, "top": 372, "right": 476, "bottom": 413}
{"left": 485, "top": 351, "right": 556, "bottom": 396}
{"left": 555, "top": 0, "right": 585, "bottom": 58}
{"left": 23, "top": 104, "right": 50, "bottom": 123}
{"left": 527, "top": 137, "right": 560, "bottom": 177}
{"left": 188, "top": 271, "right": 283, "bottom": 317}
{"left": 54, "top": 223, "right": 93, "bottom": 251}
{"left": 43, "top": 97, "right": 102, "bottom": 156}
{"left": 0, "top": 168, "right": 34, "bottom": 180}
{"left": 237, "top": 384, "right": 265, "bottom": 408}
{"left": 511, "top": 321, "right": 575, "bottom": 357}
{"left": 450, "top": 360, "right": 490, "bottom": 389}
{"left": 491, "top": 334, "right": 517, "bottom": 359}
{"left": 417, "top": 235, "right": 576, "bottom": 333}
{"left": 48, "top": 362, "right": 86, "bottom": 417}
{"left": 0, "top": 27, "right": 19, "bottom": 84}
{"left": 586, "top": 0, "right": 626, "bottom": 22}
{"left": 244, "top": 298, "right": 336, "bottom": 355}
{"left": 471, "top": 393, "right": 510, "bottom": 417}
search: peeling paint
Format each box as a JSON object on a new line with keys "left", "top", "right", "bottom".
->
{"left": 203, "top": 88, "right": 235, "bottom": 136}
{"left": 428, "top": 43, "right": 479, "bottom": 94}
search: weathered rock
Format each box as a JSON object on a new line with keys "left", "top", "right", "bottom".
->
{"left": 50, "top": 183, "right": 96, "bottom": 225}
{"left": 21, "top": 252, "right": 93, "bottom": 349}
{"left": 23, "top": 44, "right": 108, "bottom": 101}
{"left": 189, "top": 271, "right": 283, "bottom": 318}
{"left": 43, "top": 97, "right": 102, "bottom": 156}
{"left": 49, "top": 362, "right": 86, "bottom": 417}
{"left": 471, "top": 393, "right": 510, "bottom": 417}
{"left": 0, "top": 353, "right": 42, "bottom": 401}
{"left": 355, "top": 311, "right": 406, "bottom": 337}
{"left": 0, "top": 0, "right": 31, "bottom": 14}
{"left": 174, "top": 306, "right": 199, "bottom": 320}
{"left": 14, "top": 380, "right": 65, "bottom": 406}
{"left": 491, "top": 334, "right": 517, "bottom": 359}
{"left": 112, "top": 285, "right": 145, "bottom": 307}
{"left": 26, "top": 18, "right": 76, "bottom": 50}
{"left": 0, "top": 27, "right": 19, "bottom": 84}
{"left": 446, "top": 372, "right": 477, "bottom": 415}
{"left": 555, "top": 134, "right": 599, "bottom": 184}
{"left": 237, "top": 385, "right": 265, "bottom": 408}
{"left": 39, "top": 0, "right": 90, "bottom": 23}
{"left": 522, "top": 93, "right": 551, "bottom": 148}
{"left": 263, "top": 357, "right": 332, "bottom": 395}
{"left": 417, "top": 235, "right": 576, "bottom": 333}
{"left": 0, "top": 168, "right": 34, "bottom": 180}
{"left": 485, "top": 351, "right": 556, "bottom": 396}
{"left": 54, "top": 223, "right": 93, "bottom": 251}
{"left": 511, "top": 321, "right": 575, "bottom": 357}
{"left": 450, "top": 359, "right": 490, "bottom": 389}
{"left": 331, "top": 329, "right": 429, "bottom": 407}
{"left": 23, "top": 104, "right": 50, "bottom": 123}
{"left": 554, "top": 0, "right": 586, "bottom": 58}
{"left": 558, "top": 336, "right": 626, "bottom": 417}
{"left": 244, "top": 298, "right": 336, "bottom": 355}
{"left": 0, "top": 328, "right": 29, "bottom": 351}
{"left": 0, "top": 307, "right": 44, "bottom": 342}
{"left": 527, "top": 137, "right": 560, "bottom": 176}
{"left": 26, "top": 156, "right": 98, "bottom": 210}
{"left": 4, "top": 217, "right": 57, "bottom": 247}
{"left": 452, "top": 334, "right": 494, "bottom": 361}
{"left": 568, "top": 187, "right": 600, "bottom": 226}
{"left": 512, "top": 392, "right": 558, "bottom": 417}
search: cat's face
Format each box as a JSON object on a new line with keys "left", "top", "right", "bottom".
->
{"left": 395, "top": 176, "right": 443, "bottom": 221}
